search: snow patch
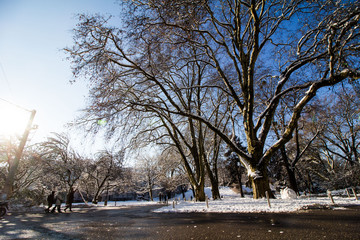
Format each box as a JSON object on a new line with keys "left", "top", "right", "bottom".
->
{"left": 280, "top": 187, "right": 297, "bottom": 199}
{"left": 247, "top": 169, "right": 263, "bottom": 179}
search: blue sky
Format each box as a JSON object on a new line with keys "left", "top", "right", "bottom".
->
{"left": 0, "top": 0, "right": 121, "bottom": 143}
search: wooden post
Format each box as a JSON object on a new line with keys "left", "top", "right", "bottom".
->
{"left": 327, "top": 190, "right": 335, "bottom": 204}
{"left": 352, "top": 187, "right": 358, "bottom": 201}
{"left": 206, "top": 195, "right": 209, "bottom": 208}
{"left": 172, "top": 200, "right": 175, "bottom": 208}
{"left": 265, "top": 191, "right": 271, "bottom": 208}
{"left": 3, "top": 110, "right": 36, "bottom": 199}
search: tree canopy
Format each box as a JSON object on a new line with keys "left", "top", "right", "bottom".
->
{"left": 66, "top": 0, "right": 360, "bottom": 198}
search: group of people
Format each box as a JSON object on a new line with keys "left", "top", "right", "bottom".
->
{"left": 46, "top": 188, "right": 75, "bottom": 213}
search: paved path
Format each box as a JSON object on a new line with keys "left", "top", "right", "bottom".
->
{"left": 1, "top": 204, "right": 359, "bottom": 239}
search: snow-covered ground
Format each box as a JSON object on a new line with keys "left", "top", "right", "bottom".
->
{"left": 75, "top": 200, "right": 160, "bottom": 208}
{"left": 152, "top": 187, "right": 360, "bottom": 213}
{"left": 11, "top": 187, "right": 359, "bottom": 214}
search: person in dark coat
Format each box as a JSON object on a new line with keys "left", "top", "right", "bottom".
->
{"left": 46, "top": 191, "right": 55, "bottom": 213}
{"left": 64, "top": 188, "right": 75, "bottom": 212}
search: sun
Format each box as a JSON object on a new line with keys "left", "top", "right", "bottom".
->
{"left": 0, "top": 101, "right": 31, "bottom": 137}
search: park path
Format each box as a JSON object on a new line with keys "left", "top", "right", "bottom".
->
{"left": 1, "top": 204, "right": 359, "bottom": 239}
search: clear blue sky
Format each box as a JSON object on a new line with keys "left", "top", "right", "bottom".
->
{"left": 0, "top": 0, "right": 121, "bottom": 143}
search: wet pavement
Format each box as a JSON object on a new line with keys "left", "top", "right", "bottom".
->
{"left": 1, "top": 204, "right": 359, "bottom": 239}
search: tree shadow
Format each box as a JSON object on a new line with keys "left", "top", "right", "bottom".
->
{"left": 0, "top": 212, "right": 80, "bottom": 240}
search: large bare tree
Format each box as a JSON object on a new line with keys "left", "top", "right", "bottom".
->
{"left": 66, "top": 0, "right": 360, "bottom": 198}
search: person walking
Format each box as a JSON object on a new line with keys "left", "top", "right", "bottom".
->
{"left": 64, "top": 188, "right": 75, "bottom": 212}
{"left": 45, "top": 191, "right": 55, "bottom": 213}
{"left": 51, "top": 192, "right": 63, "bottom": 213}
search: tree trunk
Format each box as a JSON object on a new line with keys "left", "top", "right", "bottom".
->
{"left": 306, "top": 171, "right": 315, "bottom": 193}
{"left": 204, "top": 158, "right": 221, "bottom": 200}
{"left": 210, "top": 177, "right": 221, "bottom": 200}
{"left": 92, "top": 176, "right": 108, "bottom": 204}
{"left": 190, "top": 185, "right": 195, "bottom": 199}
{"left": 92, "top": 191, "right": 100, "bottom": 204}
{"left": 194, "top": 185, "right": 205, "bottom": 201}
{"left": 181, "top": 185, "right": 186, "bottom": 199}
{"left": 237, "top": 165, "right": 244, "bottom": 198}
{"left": 285, "top": 166, "right": 299, "bottom": 194}
{"left": 280, "top": 146, "right": 300, "bottom": 194}
{"left": 149, "top": 187, "right": 153, "bottom": 201}
{"left": 249, "top": 166, "right": 275, "bottom": 199}
{"left": 250, "top": 177, "right": 274, "bottom": 199}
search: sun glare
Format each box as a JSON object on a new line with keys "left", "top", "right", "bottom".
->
{"left": 0, "top": 101, "right": 31, "bottom": 137}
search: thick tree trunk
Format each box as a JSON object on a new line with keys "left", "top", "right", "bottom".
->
{"left": 204, "top": 158, "right": 221, "bottom": 200}
{"left": 285, "top": 166, "right": 299, "bottom": 194}
{"left": 250, "top": 177, "right": 275, "bottom": 199}
{"left": 210, "top": 177, "right": 221, "bottom": 200}
{"left": 249, "top": 166, "right": 275, "bottom": 199}
{"left": 188, "top": 176, "right": 206, "bottom": 201}
{"left": 194, "top": 186, "right": 205, "bottom": 201}
{"left": 194, "top": 174, "right": 206, "bottom": 202}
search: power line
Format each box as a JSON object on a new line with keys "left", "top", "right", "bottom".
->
{"left": 0, "top": 97, "right": 32, "bottom": 112}
{"left": 0, "top": 60, "right": 13, "bottom": 98}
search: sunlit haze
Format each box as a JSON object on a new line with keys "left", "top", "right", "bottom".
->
{"left": 0, "top": 0, "right": 121, "bottom": 149}
{"left": 0, "top": 100, "right": 31, "bottom": 137}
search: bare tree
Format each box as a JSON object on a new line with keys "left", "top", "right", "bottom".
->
{"left": 40, "top": 133, "right": 85, "bottom": 194}
{"left": 318, "top": 87, "right": 360, "bottom": 166}
{"left": 271, "top": 93, "right": 322, "bottom": 193}
{"left": 304, "top": 86, "right": 360, "bottom": 189}
{"left": 0, "top": 140, "right": 45, "bottom": 204}
{"left": 157, "top": 150, "right": 189, "bottom": 199}
{"left": 136, "top": 154, "right": 160, "bottom": 201}
{"left": 86, "top": 149, "right": 124, "bottom": 203}
{"left": 66, "top": 0, "right": 360, "bottom": 198}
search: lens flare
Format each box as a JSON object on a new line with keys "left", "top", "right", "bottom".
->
{"left": 0, "top": 101, "right": 30, "bottom": 137}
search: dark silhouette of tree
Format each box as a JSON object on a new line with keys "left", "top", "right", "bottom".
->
{"left": 224, "top": 136, "right": 247, "bottom": 197}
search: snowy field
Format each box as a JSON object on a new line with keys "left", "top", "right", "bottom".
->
{"left": 13, "top": 187, "right": 359, "bottom": 214}
{"left": 152, "top": 187, "right": 360, "bottom": 213}
{"left": 88, "top": 187, "right": 359, "bottom": 213}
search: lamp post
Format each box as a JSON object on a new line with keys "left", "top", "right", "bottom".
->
{"left": 2, "top": 109, "right": 36, "bottom": 200}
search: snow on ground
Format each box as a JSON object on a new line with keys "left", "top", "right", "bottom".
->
{"left": 10, "top": 187, "right": 359, "bottom": 214}
{"left": 79, "top": 200, "right": 160, "bottom": 207}
{"left": 153, "top": 187, "right": 360, "bottom": 213}
{"left": 10, "top": 199, "right": 161, "bottom": 213}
